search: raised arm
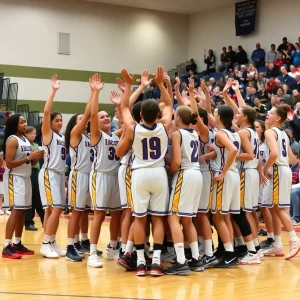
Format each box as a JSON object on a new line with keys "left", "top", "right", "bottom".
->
{"left": 42, "top": 75, "right": 60, "bottom": 145}
{"left": 163, "top": 72, "right": 174, "bottom": 103}
{"left": 110, "top": 90, "right": 123, "bottom": 138}
{"left": 174, "top": 77, "right": 185, "bottom": 107}
{"left": 232, "top": 80, "right": 246, "bottom": 107}
{"left": 223, "top": 79, "right": 239, "bottom": 115}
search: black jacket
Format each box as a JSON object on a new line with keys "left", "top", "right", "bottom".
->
{"left": 236, "top": 50, "right": 249, "bottom": 64}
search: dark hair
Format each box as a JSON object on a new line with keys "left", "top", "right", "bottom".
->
{"left": 5, "top": 111, "right": 12, "bottom": 117}
{"left": 238, "top": 45, "right": 242, "bottom": 49}
{"left": 218, "top": 105, "right": 234, "bottom": 130}
{"left": 141, "top": 100, "right": 160, "bottom": 123}
{"left": 50, "top": 112, "right": 62, "bottom": 121}
{"left": 176, "top": 106, "right": 198, "bottom": 125}
{"left": 132, "top": 102, "right": 142, "bottom": 123}
{"left": 275, "top": 104, "right": 290, "bottom": 123}
{"left": 222, "top": 47, "right": 226, "bottom": 51}
{"left": 64, "top": 114, "right": 80, "bottom": 154}
{"left": 26, "top": 126, "right": 36, "bottom": 134}
{"left": 35, "top": 122, "right": 43, "bottom": 146}
{"left": 283, "top": 37, "right": 287, "bottom": 40}
{"left": 271, "top": 44, "right": 275, "bottom": 47}
{"left": 198, "top": 107, "right": 209, "bottom": 126}
{"left": 3, "top": 114, "right": 22, "bottom": 159}
{"left": 255, "top": 120, "right": 265, "bottom": 143}
{"left": 241, "top": 106, "right": 257, "bottom": 130}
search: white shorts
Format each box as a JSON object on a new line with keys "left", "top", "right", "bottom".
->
{"left": 261, "top": 165, "right": 292, "bottom": 208}
{"left": 198, "top": 170, "right": 214, "bottom": 213}
{"left": 90, "top": 171, "right": 121, "bottom": 211}
{"left": 240, "top": 168, "right": 260, "bottom": 212}
{"left": 39, "top": 169, "right": 65, "bottom": 209}
{"left": 169, "top": 169, "right": 202, "bottom": 217}
{"left": 118, "top": 164, "right": 133, "bottom": 209}
{"left": 3, "top": 174, "right": 32, "bottom": 209}
{"left": 211, "top": 170, "right": 240, "bottom": 214}
{"left": 68, "top": 170, "right": 91, "bottom": 211}
{"left": 131, "top": 167, "right": 169, "bottom": 217}
{"left": 0, "top": 181, "right": 4, "bottom": 195}
{"left": 258, "top": 184, "right": 265, "bottom": 206}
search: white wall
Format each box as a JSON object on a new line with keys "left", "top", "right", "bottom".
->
{"left": 188, "top": 0, "right": 300, "bottom": 71}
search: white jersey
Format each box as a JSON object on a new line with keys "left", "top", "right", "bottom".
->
{"left": 179, "top": 129, "right": 200, "bottom": 170}
{"left": 5, "top": 135, "right": 32, "bottom": 177}
{"left": 70, "top": 134, "right": 92, "bottom": 173}
{"left": 259, "top": 142, "right": 267, "bottom": 166}
{"left": 120, "top": 150, "right": 134, "bottom": 166}
{"left": 42, "top": 132, "right": 66, "bottom": 175}
{"left": 265, "top": 127, "right": 289, "bottom": 167}
{"left": 200, "top": 129, "right": 215, "bottom": 171}
{"left": 167, "top": 136, "right": 173, "bottom": 158}
{"left": 241, "top": 128, "right": 259, "bottom": 169}
{"left": 92, "top": 131, "right": 120, "bottom": 174}
{"left": 214, "top": 129, "right": 241, "bottom": 172}
{"left": 131, "top": 123, "right": 168, "bottom": 170}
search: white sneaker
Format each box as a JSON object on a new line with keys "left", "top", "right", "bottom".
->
{"left": 0, "top": 209, "right": 4, "bottom": 215}
{"left": 106, "top": 244, "right": 119, "bottom": 260}
{"left": 161, "top": 248, "right": 176, "bottom": 263}
{"left": 87, "top": 252, "right": 103, "bottom": 268}
{"left": 51, "top": 241, "right": 66, "bottom": 257}
{"left": 285, "top": 238, "right": 300, "bottom": 260}
{"left": 40, "top": 242, "right": 59, "bottom": 258}
{"left": 258, "top": 249, "right": 264, "bottom": 259}
{"left": 239, "top": 252, "right": 261, "bottom": 265}
{"left": 5, "top": 210, "right": 11, "bottom": 215}
{"left": 262, "top": 243, "right": 284, "bottom": 257}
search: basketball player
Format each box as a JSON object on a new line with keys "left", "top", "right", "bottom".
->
{"left": 116, "top": 66, "right": 172, "bottom": 276}
{"left": 39, "top": 75, "right": 66, "bottom": 258}
{"left": 262, "top": 104, "right": 300, "bottom": 259}
{"left": 2, "top": 114, "right": 43, "bottom": 259}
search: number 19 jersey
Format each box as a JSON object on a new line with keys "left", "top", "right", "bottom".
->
{"left": 131, "top": 123, "right": 168, "bottom": 170}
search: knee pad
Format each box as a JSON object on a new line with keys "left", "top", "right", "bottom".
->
{"left": 232, "top": 211, "right": 252, "bottom": 237}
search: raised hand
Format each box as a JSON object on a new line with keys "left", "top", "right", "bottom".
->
{"left": 163, "top": 72, "right": 170, "bottom": 84}
{"left": 153, "top": 66, "right": 164, "bottom": 85}
{"left": 116, "top": 77, "right": 126, "bottom": 93}
{"left": 141, "top": 69, "right": 153, "bottom": 87}
{"left": 188, "top": 77, "right": 195, "bottom": 93}
{"left": 174, "top": 77, "right": 181, "bottom": 89}
{"left": 110, "top": 90, "right": 122, "bottom": 106}
{"left": 51, "top": 74, "right": 60, "bottom": 91}
{"left": 223, "top": 78, "right": 232, "bottom": 92}
{"left": 231, "top": 80, "right": 240, "bottom": 91}
{"left": 121, "top": 69, "right": 135, "bottom": 85}
{"left": 92, "top": 73, "right": 104, "bottom": 91}
{"left": 287, "top": 112, "right": 294, "bottom": 122}
{"left": 201, "top": 79, "right": 209, "bottom": 92}
{"left": 89, "top": 77, "right": 95, "bottom": 91}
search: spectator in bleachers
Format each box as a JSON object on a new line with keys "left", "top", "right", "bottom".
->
{"left": 253, "top": 97, "right": 267, "bottom": 121}
{"left": 5, "top": 111, "right": 12, "bottom": 120}
{"left": 188, "top": 69, "right": 200, "bottom": 88}
{"left": 256, "top": 72, "right": 266, "bottom": 87}
{"left": 236, "top": 45, "right": 248, "bottom": 66}
{"left": 266, "top": 44, "right": 278, "bottom": 63}
{"left": 145, "top": 83, "right": 160, "bottom": 100}
{"left": 277, "top": 86, "right": 291, "bottom": 104}
{"left": 111, "top": 108, "right": 119, "bottom": 132}
{"left": 289, "top": 65, "right": 300, "bottom": 78}
{"left": 296, "top": 74, "right": 300, "bottom": 92}
{"left": 257, "top": 84, "right": 268, "bottom": 100}
{"left": 274, "top": 53, "right": 286, "bottom": 68}
{"left": 251, "top": 43, "right": 265, "bottom": 68}
{"left": 266, "top": 62, "right": 280, "bottom": 78}
{"left": 279, "top": 65, "right": 297, "bottom": 90}
{"left": 294, "top": 102, "right": 300, "bottom": 116}
{"left": 238, "top": 65, "right": 248, "bottom": 86}
{"left": 218, "top": 77, "right": 226, "bottom": 90}
{"left": 283, "top": 44, "right": 295, "bottom": 67}
{"left": 289, "top": 150, "right": 300, "bottom": 225}
{"left": 292, "top": 43, "right": 300, "bottom": 67}
{"left": 204, "top": 49, "right": 216, "bottom": 75}
{"left": 225, "top": 46, "right": 236, "bottom": 70}
{"left": 292, "top": 90, "right": 300, "bottom": 106}
{"left": 186, "top": 58, "right": 197, "bottom": 74}
{"left": 277, "top": 37, "right": 289, "bottom": 53}
{"left": 286, "top": 128, "right": 300, "bottom": 157}
{"left": 247, "top": 63, "right": 257, "bottom": 80}
{"left": 219, "top": 47, "right": 228, "bottom": 71}
{"left": 288, "top": 108, "right": 300, "bottom": 141}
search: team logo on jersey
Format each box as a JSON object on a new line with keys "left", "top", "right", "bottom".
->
{"left": 105, "top": 139, "right": 118, "bottom": 146}
{"left": 57, "top": 140, "right": 65, "bottom": 146}
{"left": 21, "top": 146, "right": 32, "bottom": 152}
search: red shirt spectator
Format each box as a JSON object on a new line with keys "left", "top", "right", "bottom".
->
{"left": 274, "top": 53, "right": 286, "bottom": 68}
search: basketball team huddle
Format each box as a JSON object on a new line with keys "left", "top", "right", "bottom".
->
{"left": 2, "top": 66, "right": 300, "bottom": 277}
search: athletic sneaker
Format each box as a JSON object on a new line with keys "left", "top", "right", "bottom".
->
{"left": 12, "top": 242, "right": 34, "bottom": 255}
{"left": 161, "top": 247, "right": 176, "bottom": 263}
{"left": 74, "top": 242, "right": 85, "bottom": 258}
{"left": 106, "top": 244, "right": 119, "bottom": 260}
{"left": 136, "top": 263, "right": 146, "bottom": 276}
{"left": 214, "top": 251, "right": 238, "bottom": 268}
{"left": 258, "top": 228, "right": 267, "bottom": 236}
{"left": 51, "top": 241, "right": 66, "bottom": 257}
{"left": 117, "top": 252, "right": 136, "bottom": 271}
{"left": 188, "top": 258, "right": 204, "bottom": 272}
{"left": 145, "top": 254, "right": 152, "bottom": 269}
{"left": 292, "top": 217, "right": 300, "bottom": 226}
{"left": 164, "top": 261, "right": 190, "bottom": 276}
{"left": 202, "top": 254, "right": 218, "bottom": 268}
{"left": 40, "top": 242, "right": 59, "bottom": 258}
{"left": 239, "top": 252, "right": 261, "bottom": 265}
{"left": 257, "top": 249, "right": 264, "bottom": 259}
{"left": 150, "top": 263, "right": 164, "bottom": 276}
{"left": 80, "top": 239, "right": 103, "bottom": 256}
{"left": 285, "top": 238, "right": 300, "bottom": 260}
{"left": 260, "top": 238, "right": 274, "bottom": 250}
{"left": 66, "top": 245, "right": 82, "bottom": 262}
{"left": 2, "top": 244, "right": 22, "bottom": 259}
{"left": 262, "top": 243, "right": 284, "bottom": 257}
{"left": 87, "top": 252, "right": 103, "bottom": 268}
{"left": 236, "top": 245, "right": 248, "bottom": 258}
{"left": 214, "top": 247, "right": 225, "bottom": 260}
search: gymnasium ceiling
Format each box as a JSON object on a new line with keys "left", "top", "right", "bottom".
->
{"left": 84, "top": 0, "right": 242, "bottom": 14}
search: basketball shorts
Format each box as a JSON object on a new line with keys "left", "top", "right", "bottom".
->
{"left": 258, "top": 184, "right": 265, "bottom": 206}
{"left": 90, "top": 170, "right": 121, "bottom": 211}
{"left": 240, "top": 168, "right": 260, "bottom": 212}
{"left": 68, "top": 170, "right": 91, "bottom": 211}
{"left": 118, "top": 164, "right": 133, "bottom": 209}
{"left": 211, "top": 170, "right": 240, "bottom": 214}
{"left": 3, "top": 174, "right": 32, "bottom": 209}
{"left": 169, "top": 169, "right": 203, "bottom": 217}
{"left": 39, "top": 168, "right": 65, "bottom": 209}
{"left": 131, "top": 167, "right": 169, "bottom": 217}
{"left": 198, "top": 170, "right": 214, "bottom": 213}
{"left": 261, "top": 165, "right": 292, "bottom": 208}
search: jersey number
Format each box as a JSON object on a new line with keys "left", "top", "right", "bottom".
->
{"left": 282, "top": 139, "right": 287, "bottom": 157}
{"left": 253, "top": 139, "right": 259, "bottom": 159}
{"left": 141, "top": 137, "right": 161, "bottom": 160}
{"left": 61, "top": 148, "right": 66, "bottom": 160}
{"left": 190, "top": 140, "right": 199, "bottom": 162}
{"left": 108, "top": 147, "right": 120, "bottom": 161}
{"left": 90, "top": 149, "right": 94, "bottom": 162}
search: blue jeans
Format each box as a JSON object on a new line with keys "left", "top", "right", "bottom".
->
{"left": 290, "top": 189, "right": 300, "bottom": 218}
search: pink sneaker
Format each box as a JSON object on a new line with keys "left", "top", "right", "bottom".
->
{"left": 285, "top": 238, "right": 300, "bottom": 260}
{"left": 262, "top": 243, "right": 284, "bottom": 257}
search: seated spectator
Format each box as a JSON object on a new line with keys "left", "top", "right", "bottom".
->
{"left": 274, "top": 53, "right": 286, "bottom": 68}
{"left": 277, "top": 86, "right": 291, "bottom": 104}
{"left": 253, "top": 97, "right": 267, "bottom": 121}
{"left": 283, "top": 43, "right": 295, "bottom": 67}
{"left": 287, "top": 129, "right": 300, "bottom": 160}
{"left": 238, "top": 65, "right": 248, "bottom": 86}
{"left": 296, "top": 74, "right": 300, "bottom": 92}
{"left": 225, "top": 46, "right": 236, "bottom": 70}
{"left": 188, "top": 69, "right": 200, "bottom": 88}
{"left": 218, "top": 77, "right": 226, "bottom": 90}
{"left": 277, "top": 37, "right": 289, "bottom": 53}
{"left": 289, "top": 65, "right": 300, "bottom": 78}
{"left": 256, "top": 72, "right": 266, "bottom": 88}
{"left": 288, "top": 108, "right": 300, "bottom": 141}
{"left": 247, "top": 63, "right": 257, "bottom": 80}
{"left": 289, "top": 151, "right": 300, "bottom": 225}
{"left": 266, "top": 62, "right": 280, "bottom": 78}
{"left": 292, "top": 90, "right": 300, "bottom": 107}
{"left": 266, "top": 44, "right": 278, "bottom": 63}
{"left": 219, "top": 47, "right": 228, "bottom": 71}
{"left": 294, "top": 101, "right": 300, "bottom": 117}
{"left": 145, "top": 83, "right": 160, "bottom": 99}
{"left": 244, "top": 86, "right": 254, "bottom": 106}
{"left": 236, "top": 45, "right": 248, "bottom": 65}
{"left": 204, "top": 49, "right": 216, "bottom": 74}
{"left": 251, "top": 43, "right": 265, "bottom": 68}
{"left": 257, "top": 85, "right": 268, "bottom": 102}
{"left": 278, "top": 65, "right": 297, "bottom": 90}
{"left": 186, "top": 59, "right": 197, "bottom": 73}
{"left": 270, "top": 94, "right": 281, "bottom": 108}
{"left": 291, "top": 43, "right": 300, "bottom": 67}
{"left": 233, "top": 66, "right": 240, "bottom": 82}
{"left": 212, "top": 86, "right": 223, "bottom": 105}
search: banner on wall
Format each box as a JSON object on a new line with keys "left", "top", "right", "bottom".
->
{"left": 235, "top": 0, "right": 257, "bottom": 36}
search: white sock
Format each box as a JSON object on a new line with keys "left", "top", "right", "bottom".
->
{"left": 43, "top": 235, "right": 51, "bottom": 244}
{"left": 288, "top": 231, "right": 298, "bottom": 241}
{"left": 152, "top": 249, "right": 161, "bottom": 265}
{"left": 67, "top": 238, "right": 74, "bottom": 246}
{"left": 90, "top": 244, "right": 97, "bottom": 255}
{"left": 204, "top": 239, "right": 213, "bottom": 257}
{"left": 50, "top": 234, "right": 56, "bottom": 243}
{"left": 267, "top": 232, "right": 274, "bottom": 239}
{"left": 14, "top": 237, "right": 21, "bottom": 245}
{"left": 245, "top": 240, "right": 256, "bottom": 252}
{"left": 4, "top": 239, "right": 11, "bottom": 247}
{"left": 174, "top": 242, "right": 185, "bottom": 264}
{"left": 236, "top": 236, "right": 245, "bottom": 246}
{"left": 81, "top": 233, "right": 88, "bottom": 241}
{"left": 253, "top": 238, "right": 259, "bottom": 247}
{"left": 224, "top": 242, "right": 234, "bottom": 252}
{"left": 137, "top": 249, "right": 145, "bottom": 265}
{"left": 110, "top": 240, "right": 117, "bottom": 248}
{"left": 74, "top": 235, "right": 79, "bottom": 243}
{"left": 274, "top": 235, "right": 282, "bottom": 247}
{"left": 125, "top": 240, "right": 134, "bottom": 254}
{"left": 189, "top": 241, "right": 199, "bottom": 260}
{"left": 121, "top": 243, "right": 127, "bottom": 252}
